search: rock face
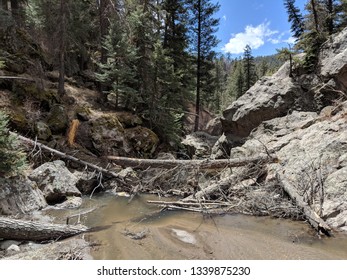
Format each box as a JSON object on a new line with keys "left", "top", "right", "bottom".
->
{"left": 29, "top": 160, "right": 81, "bottom": 204}
{"left": 230, "top": 102, "right": 347, "bottom": 231}
{"left": 0, "top": 177, "right": 47, "bottom": 215}
{"left": 222, "top": 28, "right": 347, "bottom": 139}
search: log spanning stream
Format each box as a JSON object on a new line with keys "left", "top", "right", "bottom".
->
{"left": 46, "top": 193, "right": 347, "bottom": 260}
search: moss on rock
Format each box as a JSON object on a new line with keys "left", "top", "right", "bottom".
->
{"left": 47, "top": 105, "right": 68, "bottom": 134}
{"left": 125, "top": 126, "right": 159, "bottom": 157}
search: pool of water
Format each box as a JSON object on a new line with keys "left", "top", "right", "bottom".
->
{"left": 45, "top": 193, "right": 347, "bottom": 260}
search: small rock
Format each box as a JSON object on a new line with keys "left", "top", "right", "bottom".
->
{"left": 6, "top": 244, "right": 20, "bottom": 253}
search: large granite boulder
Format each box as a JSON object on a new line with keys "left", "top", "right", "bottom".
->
{"left": 222, "top": 28, "right": 347, "bottom": 139}
{"left": 0, "top": 177, "right": 47, "bottom": 215}
{"left": 29, "top": 160, "right": 81, "bottom": 204}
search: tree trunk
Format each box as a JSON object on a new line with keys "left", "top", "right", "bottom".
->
{"left": 107, "top": 153, "right": 278, "bottom": 170}
{"left": 310, "top": 0, "right": 320, "bottom": 33}
{"left": 194, "top": 0, "right": 201, "bottom": 132}
{"left": 326, "top": 0, "right": 334, "bottom": 35}
{"left": 277, "top": 174, "right": 332, "bottom": 236}
{"left": 0, "top": 217, "right": 88, "bottom": 241}
{"left": 1, "top": 0, "right": 8, "bottom": 10}
{"left": 58, "top": 0, "right": 66, "bottom": 96}
{"left": 99, "top": 0, "right": 108, "bottom": 66}
{"left": 10, "top": 0, "right": 24, "bottom": 26}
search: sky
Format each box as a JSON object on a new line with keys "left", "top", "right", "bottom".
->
{"left": 212, "top": 0, "right": 307, "bottom": 57}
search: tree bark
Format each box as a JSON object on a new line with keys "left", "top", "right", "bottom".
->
{"left": 310, "top": 0, "right": 320, "bottom": 33}
{"left": 107, "top": 153, "right": 278, "bottom": 170}
{"left": 194, "top": 0, "right": 201, "bottom": 132}
{"left": 58, "top": 0, "right": 67, "bottom": 96}
{"left": 277, "top": 174, "right": 332, "bottom": 236}
{"left": 0, "top": 217, "right": 88, "bottom": 241}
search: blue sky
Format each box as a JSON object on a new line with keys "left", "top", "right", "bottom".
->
{"left": 213, "top": 0, "right": 307, "bottom": 57}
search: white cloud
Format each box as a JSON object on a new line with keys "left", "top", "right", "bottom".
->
{"left": 222, "top": 21, "right": 278, "bottom": 54}
{"left": 283, "top": 36, "right": 296, "bottom": 45}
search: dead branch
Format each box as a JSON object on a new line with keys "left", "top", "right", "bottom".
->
{"left": 107, "top": 154, "right": 278, "bottom": 170}
{"left": 11, "top": 131, "right": 123, "bottom": 182}
{"left": 277, "top": 174, "right": 332, "bottom": 236}
{"left": 183, "top": 174, "right": 239, "bottom": 201}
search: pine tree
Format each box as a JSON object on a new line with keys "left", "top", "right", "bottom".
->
{"left": 97, "top": 19, "right": 138, "bottom": 109}
{"left": 226, "top": 58, "right": 244, "bottom": 99}
{"left": 243, "top": 45, "right": 257, "bottom": 92}
{"left": 187, "top": 0, "right": 220, "bottom": 131}
{"left": 0, "top": 111, "right": 27, "bottom": 177}
{"left": 284, "top": 0, "right": 305, "bottom": 40}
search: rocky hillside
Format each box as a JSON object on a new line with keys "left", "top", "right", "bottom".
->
{"left": 218, "top": 28, "right": 347, "bottom": 232}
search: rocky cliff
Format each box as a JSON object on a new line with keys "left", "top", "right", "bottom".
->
{"left": 220, "top": 28, "right": 347, "bottom": 232}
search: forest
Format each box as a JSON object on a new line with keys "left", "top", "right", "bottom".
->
{"left": 1, "top": 0, "right": 346, "bottom": 143}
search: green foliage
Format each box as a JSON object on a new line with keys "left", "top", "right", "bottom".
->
{"left": 243, "top": 45, "right": 257, "bottom": 93}
{"left": 284, "top": 0, "right": 305, "bottom": 40}
{"left": 96, "top": 19, "right": 139, "bottom": 109}
{"left": 0, "top": 111, "right": 27, "bottom": 177}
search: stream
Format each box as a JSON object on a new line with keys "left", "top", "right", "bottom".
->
{"left": 45, "top": 193, "right": 347, "bottom": 260}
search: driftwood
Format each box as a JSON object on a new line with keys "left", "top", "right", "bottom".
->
{"left": 107, "top": 154, "right": 278, "bottom": 170}
{"left": 0, "top": 217, "right": 88, "bottom": 241}
{"left": 277, "top": 174, "right": 332, "bottom": 236}
{"left": 11, "top": 132, "right": 122, "bottom": 181}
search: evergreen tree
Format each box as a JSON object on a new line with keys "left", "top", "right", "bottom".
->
{"left": 97, "top": 18, "right": 138, "bottom": 109}
{"left": 284, "top": 0, "right": 305, "bottom": 40}
{"left": 0, "top": 111, "right": 27, "bottom": 177}
{"left": 336, "top": 0, "right": 347, "bottom": 30}
{"left": 226, "top": 58, "right": 244, "bottom": 99}
{"left": 186, "top": 0, "right": 220, "bottom": 131}
{"left": 277, "top": 46, "right": 295, "bottom": 77}
{"left": 243, "top": 44, "right": 257, "bottom": 93}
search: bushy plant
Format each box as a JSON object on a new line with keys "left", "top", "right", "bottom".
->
{"left": 0, "top": 111, "right": 27, "bottom": 177}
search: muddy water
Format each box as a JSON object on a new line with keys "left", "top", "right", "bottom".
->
{"left": 47, "top": 193, "right": 347, "bottom": 260}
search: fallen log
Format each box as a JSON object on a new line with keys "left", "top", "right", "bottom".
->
{"left": 277, "top": 174, "right": 332, "bottom": 236}
{"left": 107, "top": 154, "right": 278, "bottom": 170}
{"left": 11, "top": 132, "right": 122, "bottom": 182}
{"left": 0, "top": 217, "right": 88, "bottom": 241}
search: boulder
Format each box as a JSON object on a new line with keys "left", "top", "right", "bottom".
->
{"left": 222, "top": 29, "right": 347, "bottom": 139}
{"left": 320, "top": 27, "right": 347, "bottom": 86}
{"left": 77, "top": 113, "right": 125, "bottom": 156}
{"left": 221, "top": 72, "right": 315, "bottom": 138}
{"left": 0, "top": 177, "right": 47, "bottom": 215}
{"left": 46, "top": 104, "right": 68, "bottom": 134}
{"left": 124, "top": 126, "right": 159, "bottom": 157}
{"left": 29, "top": 160, "right": 81, "bottom": 204}
{"left": 34, "top": 121, "right": 52, "bottom": 141}
{"left": 231, "top": 101, "right": 347, "bottom": 231}
{"left": 181, "top": 132, "right": 219, "bottom": 159}
{"left": 205, "top": 117, "right": 222, "bottom": 136}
